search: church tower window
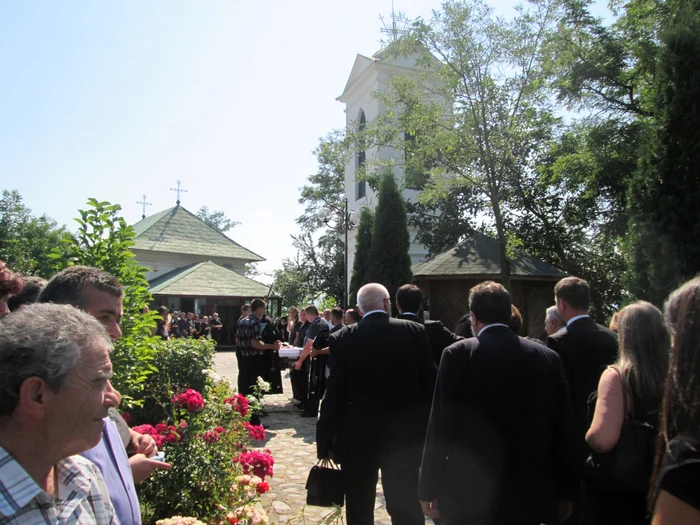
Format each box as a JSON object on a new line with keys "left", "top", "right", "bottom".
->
{"left": 356, "top": 110, "right": 366, "bottom": 200}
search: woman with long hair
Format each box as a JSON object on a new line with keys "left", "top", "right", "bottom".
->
{"left": 650, "top": 277, "right": 700, "bottom": 524}
{"left": 585, "top": 301, "right": 671, "bottom": 524}
{"left": 287, "top": 306, "right": 300, "bottom": 345}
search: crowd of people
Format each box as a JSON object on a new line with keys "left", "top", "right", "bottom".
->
{"left": 1, "top": 257, "right": 700, "bottom": 525}
{"left": 153, "top": 307, "right": 224, "bottom": 342}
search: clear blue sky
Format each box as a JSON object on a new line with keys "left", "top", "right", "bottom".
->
{"left": 0, "top": 0, "right": 606, "bottom": 279}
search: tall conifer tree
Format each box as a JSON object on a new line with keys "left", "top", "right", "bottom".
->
{"left": 348, "top": 206, "right": 374, "bottom": 308}
{"left": 368, "top": 171, "right": 413, "bottom": 314}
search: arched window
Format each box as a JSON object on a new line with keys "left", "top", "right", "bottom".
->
{"left": 356, "top": 110, "right": 366, "bottom": 200}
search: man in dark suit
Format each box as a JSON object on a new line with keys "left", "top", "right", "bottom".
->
{"left": 546, "top": 277, "right": 618, "bottom": 522}
{"left": 396, "top": 284, "right": 463, "bottom": 366}
{"left": 317, "top": 283, "right": 437, "bottom": 525}
{"left": 419, "top": 281, "right": 577, "bottom": 525}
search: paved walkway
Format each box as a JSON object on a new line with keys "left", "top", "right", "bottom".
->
{"left": 214, "top": 351, "right": 391, "bottom": 524}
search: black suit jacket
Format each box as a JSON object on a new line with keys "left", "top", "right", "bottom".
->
{"left": 317, "top": 312, "right": 437, "bottom": 462}
{"left": 397, "top": 313, "right": 463, "bottom": 365}
{"left": 547, "top": 317, "right": 618, "bottom": 471}
{"left": 419, "top": 327, "right": 577, "bottom": 525}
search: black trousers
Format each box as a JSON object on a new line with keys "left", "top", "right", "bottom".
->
{"left": 240, "top": 354, "right": 269, "bottom": 426}
{"left": 290, "top": 359, "right": 309, "bottom": 402}
{"left": 341, "top": 447, "right": 425, "bottom": 525}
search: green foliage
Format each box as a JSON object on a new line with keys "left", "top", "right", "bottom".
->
{"left": 348, "top": 207, "right": 374, "bottom": 308}
{"left": 271, "top": 259, "right": 310, "bottom": 309}
{"left": 129, "top": 338, "right": 216, "bottom": 425}
{"left": 196, "top": 206, "right": 240, "bottom": 234}
{"left": 48, "top": 198, "right": 159, "bottom": 404}
{"left": 0, "top": 190, "right": 66, "bottom": 277}
{"left": 625, "top": 0, "right": 700, "bottom": 305}
{"left": 368, "top": 172, "right": 413, "bottom": 314}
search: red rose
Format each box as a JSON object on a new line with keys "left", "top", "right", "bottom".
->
{"left": 256, "top": 481, "right": 270, "bottom": 494}
{"left": 172, "top": 389, "right": 205, "bottom": 413}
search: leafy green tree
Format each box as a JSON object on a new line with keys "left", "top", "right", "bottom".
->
{"left": 349, "top": 206, "right": 374, "bottom": 308}
{"left": 270, "top": 258, "right": 310, "bottom": 309}
{"left": 368, "top": 171, "right": 413, "bottom": 313}
{"left": 49, "top": 198, "right": 158, "bottom": 405}
{"left": 625, "top": 0, "right": 700, "bottom": 304}
{"left": 363, "top": 0, "right": 562, "bottom": 291}
{"left": 196, "top": 206, "right": 240, "bottom": 234}
{"left": 0, "top": 190, "right": 66, "bottom": 277}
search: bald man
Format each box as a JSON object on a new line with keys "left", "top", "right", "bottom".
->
{"left": 317, "top": 283, "right": 437, "bottom": 525}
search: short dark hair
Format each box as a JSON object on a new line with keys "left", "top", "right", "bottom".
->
{"left": 396, "top": 284, "right": 422, "bottom": 314}
{"left": 251, "top": 298, "right": 265, "bottom": 312}
{"left": 331, "top": 307, "right": 344, "bottom": 322}
{"left": 157, "top": 306, "right": 169, "bottom": 315}
{"left": 241, "top": 303, "right": 251, "bottom": 312}
{"left": 345, "top": 309, "right": 361, "bottom": 323}
{"left": 509, "top": 305, "right": 523, "bottom": 335}
{"left": 305, "top": 304, "right": 319, "bottom": 316}
{"left": 8, "top": 276, "right": 47, "bottom": 311}
{"left": 554, "top": 277, "right": 590, "bottom": 311}
{"left": 39, "top": 266, "right": 123, "bottom": 308}
{"left": 468, "top": 281, "right": 512, "bottom": 325}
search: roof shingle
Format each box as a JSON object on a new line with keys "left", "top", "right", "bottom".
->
{"left": 148, "top": 261, "right": 268, "bottom": 297}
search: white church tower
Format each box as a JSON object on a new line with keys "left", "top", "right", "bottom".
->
{"left": 337, "top": 48, "right": 431, "bottom": 299}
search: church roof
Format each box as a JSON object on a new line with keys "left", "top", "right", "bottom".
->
{"left": 412, "top": 233, "right": 567, "bottom": 279}
{"left": 132, "top": 205, "right": 264, "bottom": 262}
{"left": 148, "top": 261, "right": 268, "bottom": 297}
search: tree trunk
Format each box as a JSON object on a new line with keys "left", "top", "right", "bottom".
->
{"left": 492, "top": 196, "right": 512, "bottom": 293}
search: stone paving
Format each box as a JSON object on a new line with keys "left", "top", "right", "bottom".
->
{"left": 214, "top": 351, "right": 391, "bottom": 524}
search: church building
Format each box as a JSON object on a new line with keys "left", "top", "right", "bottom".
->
{"left": 132, "top": 203, "right": 268, "bottom": 343}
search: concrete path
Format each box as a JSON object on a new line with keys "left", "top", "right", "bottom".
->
{"left": 214, "top": 351, "right": 392, "bottom": 524}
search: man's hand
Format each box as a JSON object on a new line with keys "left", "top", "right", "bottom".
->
{"left": 129, "top": 454, "right": 171, "bottom": 483}
{"left": 559, "top": 500, "right": 573, "bottom": 523}
{"left": 272, "top": 340, "right": 281, "bottom": 351}
{"left": 420, "top": 499, "right": 440, "bottom": 519}
{"left": 293, "top": 359, "right": 303, "bottom": 370}
{"left": 310, "top": 349, "right": 320, "bottom": 358}
{"left": 130, "top": 431, "right": 157, "bottom": 457}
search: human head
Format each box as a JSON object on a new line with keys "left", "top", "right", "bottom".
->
{"left": 616, "top": 301, "right": 670, "bottom": 400}
{"left": 357, "top": 283, "right": 391, "bottom": 316}
{"left": 322, "top": 309, "right": 331, "bottom": 322}
{"left": 0, "top": 303, "right": 119, "bottom": 456}
{"left": 241, "top": 304, "right": 251, "bottom": 317}
{"left": 187, "top": 312, "right": 194, "bottom": 320}
{"left": 609, "top": 312, "right": 619, "bottom": 333}
{"left": 7, "top": 276, "right": 46, "bottom": 312}
{"left": 545, "top": 305, "right": 565, "bottom": 336}
{"left": 251, "top": 298, "right": 266, "bottom": 319}
{"left": 305, "top": 305, "right": 319, "bottom": 320}
{"left": 331, "top": 307, "right": 344, "bottom": 325}
{"left": 0, "top": 261, "right": 23, "bottom": 318}
{"left": 396, "top": 284, "right": 423, "bottom": 315}
{"left": 212, "top": 312, "right": 219, "bottom": 320}
{"left": 345, "top": 309, "right": 361, "bottom": 324}
{"left": 288, "top": 306, "right": 299, "bottom": 321}
{"left": 299, "top": 309, "right": 308, "bottom": 323}
{"left": 39, "top": 266, "right": 124, "bottom": 340}
{"left": 554, "top": 277, "right": 590, "bottom": 322}
{"left": 509, "top": 304, "right": 523, "bottom": 335}
{"left": 468, "top": 281, "right": 511, "bottom": 333}
{"left": 157, "top": 306, "right": 169, "bottom": 319}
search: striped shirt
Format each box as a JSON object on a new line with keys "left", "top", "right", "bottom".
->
{"left": 0, "top": 445, "right": 119, "bottom": 524}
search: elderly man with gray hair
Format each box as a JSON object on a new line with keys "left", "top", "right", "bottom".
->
{"left": 317, "top": 283, "right": 437, "bottom": 525}
{"left": 0, "top": 303, "right": 121, "bottom": 524}
{"left": 545, "top": 304, "right": 566, "bottom": 336}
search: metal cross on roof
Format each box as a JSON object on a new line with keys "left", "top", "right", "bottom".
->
{"left": 170, "top": 180, "right": 188, "bottom": 205}
{"left": 136, "top": 194, "right": 152, "bottom": 219}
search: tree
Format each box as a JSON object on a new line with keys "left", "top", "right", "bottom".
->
{"left": 364, "top": 0, "right": 562, "bottom": 291}
{"left": 0, "top": 190, "right": 66, "bottom": 277}
{"left": 368, "top": 171, "right": 413, "bottom": 313}
{"left": 49, "top": 199, "right": 158, "bottom": 405}
{"left": 196, "top": 206, "right": 240, "bottom": 234}
{"left": 625, "top": 0, "right": 700, "bottom": 304}
{"left": 270, "top": 258, "right": 309, "bottom": 309}
{"left": 349, "top": 206, "right": 374, "bottom": 308}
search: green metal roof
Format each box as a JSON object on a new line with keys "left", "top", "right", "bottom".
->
{"left": 412, "top": 233, "right": 567, "bottom": 279}
{"left": 132, "top": 205, "right": 264, "bottom": 262}
{"left": 148, "top": 261, "right": 268, "bottom": 297}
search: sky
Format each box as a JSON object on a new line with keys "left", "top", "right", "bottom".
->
{"left": 0, "top": 0, "right": 607, "bottom": 282}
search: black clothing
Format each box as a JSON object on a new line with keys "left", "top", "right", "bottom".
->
{"left": 176, "top": 317, "right": 190, "bottom": 338}
{"left": 657, "top": 434, "right": 700, "bottom": 511}
{"left": 260, "top": 314, "right": 283, "bottom": 394}
{"left": 317, "top": 313, "right": 436, "bottom": 525}
{"left": 397, "top": 312, "right": 462, "bottom": 366}
{"left": 547, "top": 317, "right": 618, "bottom": 478}
{"left": 209, "top": 317, "right": 223, "bottom": 342}
{"left": 420, "top": 327, "right": 577, "bottom": 525}
{"left": 583, "top": 375, "right": 661, "bottom": 525}
{"left": 155, "top": 319, "right": 169, "bottom": 340}
{"left": 454, "top": 313, "right": 473, "bottom": 338}
{"left": 289, "top": 320, "right": 301, "bottom": 346}
{"left": 291, "top": 321, "right": 311, "bottom": 401}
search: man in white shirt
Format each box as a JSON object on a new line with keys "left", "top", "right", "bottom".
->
{"left": 0, "top": 303, "right": 121, "bottom": 524}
